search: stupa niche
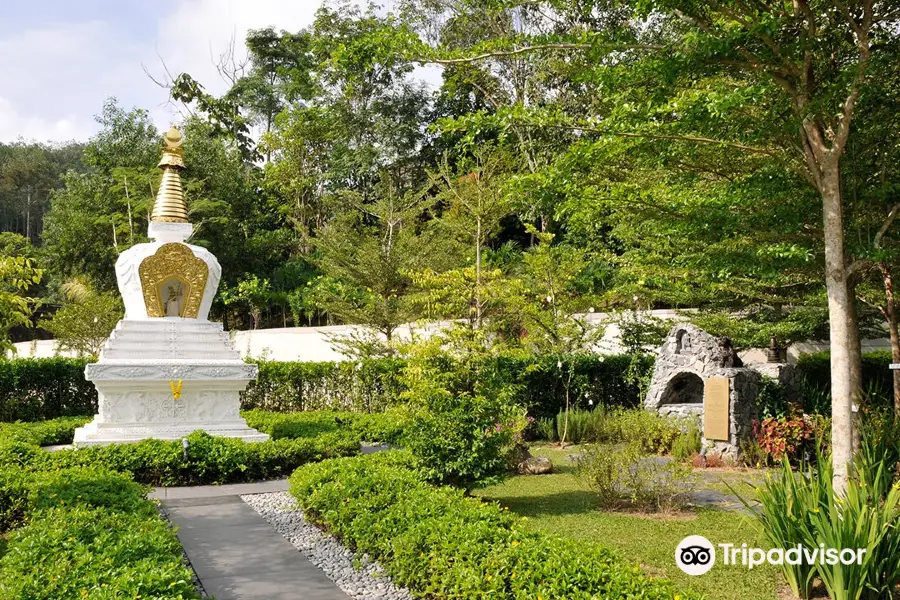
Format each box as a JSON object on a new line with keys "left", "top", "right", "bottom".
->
{"left": 73, "top": 127, "right": 269, "bottom": 446}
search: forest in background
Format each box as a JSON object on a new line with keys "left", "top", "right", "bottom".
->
{"left": 1, "top": 0, "right": 898, "bottom": 365}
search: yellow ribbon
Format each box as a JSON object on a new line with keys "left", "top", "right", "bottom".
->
{"left": 170, "top": 380, "right": 183, "bottom": 400}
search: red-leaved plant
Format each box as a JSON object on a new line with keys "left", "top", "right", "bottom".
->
{"left": 753, "top": 415, "right": 818, "bottom": 462}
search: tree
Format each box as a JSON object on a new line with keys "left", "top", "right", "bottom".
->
{"left": 0, "top": 255, "right": 42, "bottom": 356}
{"left": 405, "top": 0, "right": 900, "bottom": 490}
{"left": 313, "top": 177, "right": 438, "bottom": 351}
{"left": 40, "top": 280, "right": 122, "bottom": 358}
{"left": 431, "top": 146, "right": 514, "bottom": 328}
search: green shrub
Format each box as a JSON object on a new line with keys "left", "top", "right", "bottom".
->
{"left": 577, "top": 443, "right": 696, "bottom": 511}
{"left": 0, "top": 416, "right": 91, "bottom": 445}
{"left": 796, "top": 351, "right": 893, "bottom": 414}
{"left": 0, "top": 462, "right": 199, "bottom": 599}
{"left": 0, "top": 506, "right": 200, "bottom": 600}
{"left": 46, "top": 430, "right": 361, "bottom": 486}
{"left": 738, "top": 437, "right": 767, "bottom": 468}
{"left": 672, "top": 423, "right": 701, "bottom": 461}
{"left": 242, "top": 408, "right": 409, "bottom": 444}
{"left": 555, "top": 406, "right": 607, "bottom": 444}
{"left": 0, "top": 412, "right": 376, "bottom": 487}
{"left": 0, "top": 358, "right": 95, "bottom": 422}
{"left": 400, "top": 330, "right": 527, "bottom": 489}
{"left": 601, "top": 409, "right": 687, "bottom": 454}
{"left": 1, "top": 354, "right": 653, "bottom": 423}
{"left": 290, "top": 453, "right": 698, "bottom": 600}
{"left": 535, "top": 416, "right": 556, "bottom": 441}
{"left": 756, "top": 375, "right": 791, "bottom": 418}
{"left": 242, "top": 358, "right": 407, "bottom": 413}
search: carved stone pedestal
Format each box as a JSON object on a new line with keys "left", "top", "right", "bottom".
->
{"left": 73, "top": 321, "right": 268, "bottom": 446}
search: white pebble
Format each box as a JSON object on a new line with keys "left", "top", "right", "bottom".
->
{"left": 241, "top": 492, "right": 414, "bottom": 600}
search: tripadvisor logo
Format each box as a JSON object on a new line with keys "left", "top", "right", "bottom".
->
{"left": 676, "top": 536, "right": 867, "bottom": 575}
{"left": 676, "top": 535, "right": 716, "bottom": 576}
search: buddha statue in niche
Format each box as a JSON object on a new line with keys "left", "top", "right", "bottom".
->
{"left": 162, "top": 279, "right": 185, "bottom": 316}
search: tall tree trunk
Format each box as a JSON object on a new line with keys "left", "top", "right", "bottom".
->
{"left": 881, "top": 264, "right": 900, "bottom": 416}
{"left": 475, "top": 217, "right": 482, "bottom": 329}
{"left": 822, "top": 169, "right": 853, "bottom": 493}
{"left": 846, "top": 287, "right": 862, "bottom": 454}
{"left": 25, "top": 191, "right": 31, "bottom": 242}
{"left": 817, "top": 168, "right": 854, "bottom": 488}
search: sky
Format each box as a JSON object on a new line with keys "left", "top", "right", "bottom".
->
{"left": 0, "top": 0, "right": 332, "bottom": 144}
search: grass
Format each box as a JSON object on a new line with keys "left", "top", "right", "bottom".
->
{"left": 476, "top": 445, "right": 784, "bottom": 600}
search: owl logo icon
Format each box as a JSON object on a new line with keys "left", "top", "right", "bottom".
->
{"left": 676, "top": 535, "right": 716, "bottom": 575}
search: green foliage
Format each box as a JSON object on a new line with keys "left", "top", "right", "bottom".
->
{"left": 689, "top": 305, "right": 829, "bottom": 350}
{"left": 554, "top": 407, "right": 606, "bottom": 444}
{"left": 0, "top": 416, "right": 90, "bottom": 445}
{"left": 242, "top": 408, "right": 409, "bottom": 445}
{"left": 39, "top": 286, "right": 122, "bottom": 358}
{"left": 0, "top": 506, "right": 199, "bottom": 599}
{"left": 0, "top": 255, "right": 42, "bottom": 355}
{"left": 577, "top": 442, "right": 696, "bottom": 512}
{"left": 289, "top": 452, "right": 698, "bottom": 600}
{"left": 755, "top": 375, "right": 791, "bottom": 419}
{"left": 0, "top": 415, "right": 367, "bottom": 487}
{"left": 41, "top": 430, "right": 360, "bottom": 487}
{"left": 399, "top": 328, "right": 526, "bottom": 488}
{"left": 672, "top": 423, "right": 702, "bottom": 462}
{"left": 242, "top": 358, "right": 407, "bottom": 413}
{"left": 1, "top": 354, "right": 654, "bottom": 424}
{"left": 855, "top": 411, "right": 900, "bottom": 501}
{"left": 532, "top": 406, "right": 691, "bottom": 455}
{"left": 796, "top": 351, "right": 894, "bottom": 414}
{"left": 0, "top": 358, "right": 95, "bottom": 422}
{"left": 0, "top": 462, "right": 197, "bottom": 599}
{"left": 600, "top": 409, "right": 688, "bottom": 455}
{"left": 613, "top": 311, "right": 673, "bottom": 355}
{"left": 220, "top": 275, "right": 272, "bottom": 330}
{"left": 737, "top": 451, "right": 900, "bottom": 600}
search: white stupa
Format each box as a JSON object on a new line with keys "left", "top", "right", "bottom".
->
{"left": 73, "top": 127, "right": 269, "bottom": 446}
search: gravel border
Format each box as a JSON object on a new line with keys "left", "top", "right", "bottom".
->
{"left": 241, "top": 492, "right": 413, "bottom": 600}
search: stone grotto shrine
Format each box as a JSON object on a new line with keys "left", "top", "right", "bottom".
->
{"left": 644, "top": 324, "right": 800, "bottom": 459}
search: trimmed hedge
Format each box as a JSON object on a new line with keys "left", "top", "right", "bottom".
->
{"left": 243, "top": 408, "right": 409, "bottom": 445}
{"left": 0, "top": 465, "right": 200, "bottom": 600}
{"left": 797, "top": 350, "right": 892, "bottom": 395}
{"left": 290, "top": 452, "right": 696, "bottom": 600}
{"left": 244, "top": 355, "right": 652, "bottom": 420}
{"left": 1, "top": 354, "right": 652, "bottom": 422}
{"left": 0, "top": 410, "right": 406, "bottom": 487}
{"left": 0, "top": 358, "right": 94, "bottom": 422}
{"left": 243, "top": 358, "right": 407, "bottom": 413}
{"left": 0, "top": 416, "right": 91, "bottom": 445}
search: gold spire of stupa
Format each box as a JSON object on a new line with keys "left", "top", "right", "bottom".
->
{"left": 150, "top": 127, "right": 189, "bottom": 223}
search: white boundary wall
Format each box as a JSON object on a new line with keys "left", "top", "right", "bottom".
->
{"left": 11, "top": 309, "right": 892, "bottom": 363}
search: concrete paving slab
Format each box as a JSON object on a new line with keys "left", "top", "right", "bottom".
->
{"left": 150, "top": 478, "right": 289, "bottom": 500}
{"left": 163, "top": 494, "right": 349, "bottom": 600}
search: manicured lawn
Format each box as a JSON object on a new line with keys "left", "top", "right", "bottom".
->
{"left": 476, "top": 446, "right": 785, "bottom": 600}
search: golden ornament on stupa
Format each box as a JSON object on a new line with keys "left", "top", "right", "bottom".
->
{"left": 150, "top": 126, "right": 189, "bottom": 223}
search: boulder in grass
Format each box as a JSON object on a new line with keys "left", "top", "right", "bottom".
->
{"left": 517, "top": 455, "right": 553, "bottom": 475}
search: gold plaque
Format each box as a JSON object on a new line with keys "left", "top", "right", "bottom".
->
{"left": 704, "top": 377, "right": 730, "bottom": 441}
{"left": 139, "top": 243, "right": 208, "bottom": 318}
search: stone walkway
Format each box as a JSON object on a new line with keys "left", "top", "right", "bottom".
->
{"left": 158, "top": 482, "right": 350, "bottom": 600}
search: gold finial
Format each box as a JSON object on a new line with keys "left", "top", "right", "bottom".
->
{"left": 151, "top": 126, "right": 189, "bottom": 223}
